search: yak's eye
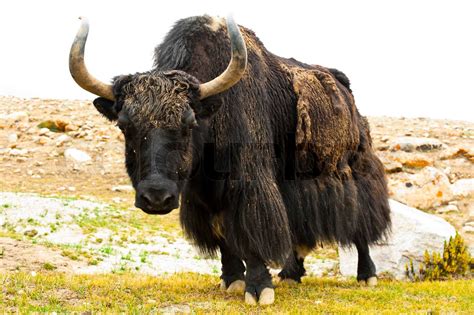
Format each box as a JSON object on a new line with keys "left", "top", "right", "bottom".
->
{"left": 116, "top": 117, "right": 131, "bottom": 131}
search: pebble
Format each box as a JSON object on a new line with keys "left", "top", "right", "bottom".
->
{"left": 451, "top": 178, "right": 474, "bottom": 198}
{"left": 9, "top": 148, "right": 28, "bottom": 156}
{"left": 55, "top": 134, "right": 72, "bottom": 147}
{"left": 64, "top": 148, "right": 92, "bottom": 164}
{"left": 8, "top": 133, "right": 18, "bottom": 143}
{"left": 111, "top": 185, "right": 134, "bottom": 192}
{"left": 436, "top": 204, "right": 459, "bottom": 214}
{"left": 462, "top": 226, "right": 474, "bottom": 234}
{"left": 39, "top": 128, "right": 50, "bottom": 136}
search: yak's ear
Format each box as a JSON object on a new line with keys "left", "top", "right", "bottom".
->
{"left": 93, "top": 97, "right": 120, "bottom": 121}
{"left": 192, "top": 95, "right": 223, "bottom": 120}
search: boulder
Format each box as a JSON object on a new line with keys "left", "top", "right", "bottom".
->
{"left": 390, "top": 137, "right": 445, "bottom": 152}
{"left": 339, "top": 200, "right": 456, "bottom": 280}
{"left": 451, "top": 178, "right": 474, "bottom": 198}
{"left": 389, "top": 167, "right": 453, "bottom": 209}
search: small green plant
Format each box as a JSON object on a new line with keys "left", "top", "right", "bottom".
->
{"left": 99, "top": 246, "right": 114, "bottom": 255}
{"left": 406, "top": 233, "right": 473, "bottom": 281}
{"left": 139, "top": 250, "right": 149, "bottom": 263}
{"left": 42, "top": 262, "right": 57, "bottom": 271}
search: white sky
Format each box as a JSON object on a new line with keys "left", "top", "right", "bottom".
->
{"left": 0, "top": 0, "right": 473, "bottom": 121}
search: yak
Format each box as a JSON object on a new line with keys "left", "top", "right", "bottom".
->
{"left": 69, "top": 15, "right": 391, "bottom": 305}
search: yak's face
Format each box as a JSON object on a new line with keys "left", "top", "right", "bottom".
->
{"left": 69, "top": 17, "right": 245, "bottom": 215}
{"left": 93, "top": 71, "right": 205, "bottom": 215}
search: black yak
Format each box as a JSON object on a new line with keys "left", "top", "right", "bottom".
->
{"left": 69, "top": 15, "right": 391, "bottom": 305}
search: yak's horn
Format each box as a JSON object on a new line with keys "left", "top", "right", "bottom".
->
{"left": 198, "top": 16, "right": 247, "bottom": 100}
{"left": 69, "top": 17, "right": 115, "bottom": 101}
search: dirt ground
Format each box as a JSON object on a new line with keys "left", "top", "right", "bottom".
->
{"left": 0, "top": 237, "right": 89, "bottom": 273}
{"left": 0, "top": 95, "right": 473, "bottom": 274}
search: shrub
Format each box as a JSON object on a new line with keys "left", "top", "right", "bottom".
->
{"left": 406, "top": 233, "right": 473, "bottom": 281}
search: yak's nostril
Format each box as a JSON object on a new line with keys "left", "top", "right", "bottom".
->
{"left": 161, "top": 194, "right": 174, "bottom": 206}
{"left": 140, "top": 193, "right": 154, "bottom": 207}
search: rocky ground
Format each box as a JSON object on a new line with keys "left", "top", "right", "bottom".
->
{"left": 0, "top": 95, "right": 473, "bottom": 275}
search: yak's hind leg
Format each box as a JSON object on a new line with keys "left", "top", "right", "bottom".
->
{"left": 277, "top": 246, "right": 310, "bottom": 285}
{"left": 219, "top": 242, "right": 246, "bottom": 294}
{"left": 244, "top": 254, "right": 274, "bottom": 305}
{"left": 354, "top": 238, "right": 377, "bottom": 286}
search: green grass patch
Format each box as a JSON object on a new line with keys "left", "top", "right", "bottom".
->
{"left": 0, "top": 272, "right": 472, "bottom": 313}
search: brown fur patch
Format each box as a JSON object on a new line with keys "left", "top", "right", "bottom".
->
{"left": 281, "top": 64, "right": 360, "bottom": 173}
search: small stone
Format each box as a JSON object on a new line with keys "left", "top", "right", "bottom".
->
{"left": 111, "top": 185, "right": 134, "bottom": 192}
{"left": 384, "top": 161, "right": 403, "bottom": 173}
{"left": 64, "top": 148, "right": 92, "bottom": 164}
{"left": 436, "top": 205, "right": 459, "bottom": 214}
{"left": 31, "top": 271, "right": 37, "bottom": 277}
{"left": 39, "top": 128, "right": 50, "bottom": 136}
{"left": 55, "top": 134, "right": 72, "bottom": 147}
{"left": 462, "top": 226, "right": 474, "bottom": 234}
{"left": 0, "top": 111, "right": 28, "bottom": 125}
{"left": 64, "top": 124, "right": 79, "bottom": 132}
{"left": 452, "top": 178, "right": 474, "bottom": 198}
{"left": 37, "top": 136, "right": 49, "bottom": 145}
{"left": 8, "top": 133, "right": 18, "bottom": 143}
{"left": 146, "top": 299, "right": 157, "bottom": 304}
{"left": 67, "top": 186, "right": 76, "bottom": 192}
{"left": 9, "top": 148, "right": 28, "bottom": 156}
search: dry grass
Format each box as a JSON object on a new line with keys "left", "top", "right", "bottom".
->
{"left": 1, "top": 272, "right": 472, "bottom": 313}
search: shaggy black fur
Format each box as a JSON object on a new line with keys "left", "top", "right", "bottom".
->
{"left": 92, "top": 15, "right": 391, "bottom": 294}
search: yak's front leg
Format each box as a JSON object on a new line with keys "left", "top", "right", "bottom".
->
{"left": 244, "top": 254, "right": 274, "bottom": 305}
{"left": 219, "top": 242, "right": 246, "bottom": 294}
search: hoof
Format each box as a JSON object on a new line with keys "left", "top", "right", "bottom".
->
{"left": 358, "top": 277, "right": 377, "bottom": 287}
{"left": 219, "top": 280, "right": 227, "bottom": 291}
{"left": 245, "top": 292, "right": 258, "bottom": 305}
{"left": 258, "top": 288, "right": 275, "bottom": 305}
{"left": 227, "top": 280, "right": 245, "bottom": 294}
{"left": 367, "top": 276, "right": 377, "bottom": 287}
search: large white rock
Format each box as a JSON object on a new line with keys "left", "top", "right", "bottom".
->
{"left": 339, "top": 200, "right": 456, "bottom": 280}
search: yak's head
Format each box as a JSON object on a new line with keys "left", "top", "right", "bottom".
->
{"left": 69, "top": 16, "right": 247, "bottom": 215}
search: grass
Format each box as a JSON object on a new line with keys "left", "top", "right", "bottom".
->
{"left": 0, "top": 272, "right": 472, "bottom": 313}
